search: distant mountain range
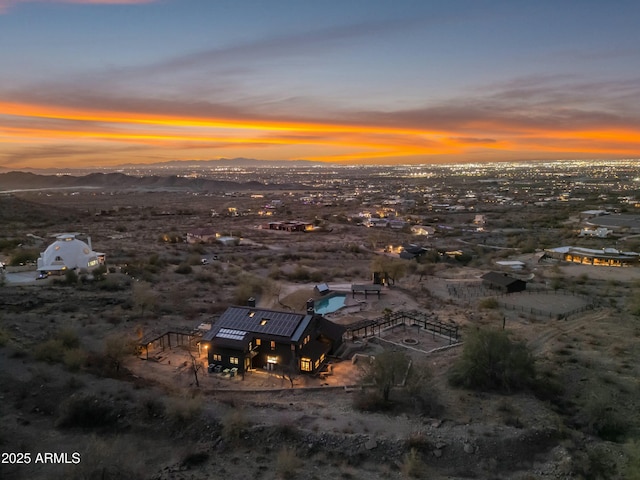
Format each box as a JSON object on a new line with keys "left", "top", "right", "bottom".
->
{"left": 0, "top": 170, "right": 308, "bottom": 192}
{"left": 0, "top": 157, "right": 326, "bottom": 175}
{"left": 118, "top": 158, "right": 326, "bottom": 168}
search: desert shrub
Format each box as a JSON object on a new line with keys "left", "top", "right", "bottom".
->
{"left": 56, "top": 394, "right": 119, "bottom": 429}
{"left": 64, "top": 435, "right": 144, "bottom": 480}
{"left": 582, "top": 390, "right": 629, "bottom": 441}
{"left": 401, "top": 448, "right": 425, "bottom": 478}
{"left": 141, "top": 395, "right": 166, "bottom": 419}
{"left": 9, "top": 249, "right": 39, "bottom": 266}
{"left": 58, "top": 328, "right": 80, "bottom": 349}
{"left": 353, "top": 351, "right": 411, "bottom": 411}
{"left": 405, "top": 360, "right": 443, "bottom": 416}
{"left": 309, "top": 270, "right": 324, "bottom": 283}
{"left": 0, "top": 238, "right": 21, "bottom": 253}
{"left": 268, "top": 267, "right": 281, "bottom": 280}
{"left": 60, "top": 269, "right": 78, "bottom": 285}
{"left": 34, "top": 339, "right": 66, "bottom": 363}
{"left": 63, "top": 348, "right": 87, "bottom": 372}
{"left": 166, "top": 394, "right": 203, "bottom": 424}
{"left": 99, "top": 276, "right": 130, "bottom": 291}
{"left": 104, "top": 335, "right": 136, "bottom": 373}
{"left": 180, "top": 451, "right": 209, "bottom": 469}
{"left": 449, "top": 328, "right": 535, "bottom": 393}
{"left": 625, "top": 440, "right": 640, "bottom": 480}
{"left": 288, "top": 266, "right": 310, "bottom": 282}
{"left": 352, "top": 389, "right": 388, "bottom": 412}
{"left": 478, "top": 297, "right": 499, "bottom": 309}
{"left": 65, "top": 376, "right": 85, "bottom": 391}
{"left": 221, "top": 409, "right": 249, "bottom": 444}
{"left": 175, "top": 263, "right": 193, "bottom": 274}
{"left": 0, "top": 327, "right": 9, "bottom": 347}
{"left": 185, "top": 254, "right": 202, "bottom": 266}
{"left": 91, "top": 264, "right": 107, "bottom": 281}
{"left": 195, "top": 272, "right": 217, "bottom": 284}
{"left": 276, "top": 447, "right": 301, "bottom": 479}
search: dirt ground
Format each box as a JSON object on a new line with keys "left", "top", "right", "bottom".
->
{"left": 1, "top": 191, "right": 640, "bottom": 480}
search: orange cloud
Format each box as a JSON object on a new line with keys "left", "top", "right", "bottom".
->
{"left": 1, "top": 98, "right": 639, "bottom": 168}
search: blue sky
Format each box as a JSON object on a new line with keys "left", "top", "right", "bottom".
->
{"left": 1, "top": 0, "right": 639, "bottom": 168}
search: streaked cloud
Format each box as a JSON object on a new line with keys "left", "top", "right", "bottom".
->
{"left": 0, "top": 0, "right": 156, "bottom": 14}
{"left": 1, "top": 2, "right": 639, "bottom": 167}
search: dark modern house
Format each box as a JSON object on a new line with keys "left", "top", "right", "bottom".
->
{"left": 201, "top": 306, "right": 345, "bottom": 375}
{"left": 481, "top": 272, "right": 527, "bottom": 293}
{"left": 399, "top": 243, "right": 428, "bottom": 260}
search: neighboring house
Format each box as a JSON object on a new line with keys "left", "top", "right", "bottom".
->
{"left": 263, "top": 221, "right": 313, "bottom": 232}
{"left": 411, "top": 225, "right": 435, "bottom": 236}
{"left": 187, "top": 228, "right": 217, "bottom": 244}
{"left": 388, "top": 219, "right": 408, "bottom": 229}
{"left": 399, "top": 244, "right": 428, "bottom": 260}
{"left": 367, "top": 218, "right": 389, "bottom": 228}
{"left": 37, "top": 233, "right": 105, "bottom": 275}
{"left": 481, "top": 272, "right": 527, "bottom": 293}
{"left": 495, "top": 260, "right": 526, "bottom": 270}
{"left": 201, "top": 306, "right": 345, "bottom": 375}
{"left": 579, "top": 227, "right": 613, "bottom": 238}
{"left": 474, "top": 214, "right": 486, "bottom": 225}
{"left": 544, "top": 246, "right": 639, "bottom": 267}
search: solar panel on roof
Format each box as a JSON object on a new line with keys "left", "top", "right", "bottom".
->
{"left": 216, "top": 328, "right": 247, "bottom": 341}
{"left": 217, "top": 307, "right": 305, "bottom": 338}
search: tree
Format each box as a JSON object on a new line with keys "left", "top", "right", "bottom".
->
{"left": 280, "top": 354, "right": 299, "bottom": 388}
{"left": 371, "top": 256, "right": 407, "bottom": 285}
{"left": 104, "top": 335, "right": 134, "bottom": 373}
{"left": 132, "top": 281, "right": 156, "bottom": 319}
{"left": 185, "top": 347, "right": 204, "bottom": 387}
{"left": 416, "top": 263, "right": 435, "bottom": 282}
{"left": 361, "top": 349, "right": 411, "bottom": 403}
{"left": 449, "top": 328, "right": 535, "bottom": 392}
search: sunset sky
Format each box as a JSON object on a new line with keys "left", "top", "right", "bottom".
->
{"left": 1, "top": 0, "right": 639, "bottom": 169}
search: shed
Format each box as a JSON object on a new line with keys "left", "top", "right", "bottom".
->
{"left": 481, "top": 272, "right": 526, "bottom": 293}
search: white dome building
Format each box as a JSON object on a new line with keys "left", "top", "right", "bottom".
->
{"left": 37, "top": 234, "right": 105, "bottom": 274}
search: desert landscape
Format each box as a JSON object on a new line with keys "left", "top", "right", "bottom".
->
{"left": 1, "top": 166, "right": 640, "bottom": 480}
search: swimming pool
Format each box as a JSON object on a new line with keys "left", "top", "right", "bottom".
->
{"left": 314, "top": 294, "right": 347, "bottom": 314}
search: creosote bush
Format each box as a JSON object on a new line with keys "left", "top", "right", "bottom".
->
{"left": 166, "top": 394, "right": 203, "bottom": 424}
{"left": 401, "top": 448, "right": 426, "bottom": 478}
{"left": 478, "top": 297, "right": 499, "bottom": 309}
{"left": 175, "top": 263, "right": 193, "bottom": 274}
{"left": 449, "top": 328, "right": 535, "bottom": 393}
{"left": 276, "top": 447, "right": 302, "bottom": 479}
{"left": 221, "top": 409, "right": 249, "bottom": 444}
{"left": 56, "top": 394, "right": 119, "bottom": 429}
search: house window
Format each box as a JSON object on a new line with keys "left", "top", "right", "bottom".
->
{"left": 213, "top": 354, "right": 221, "bottom": 362}
{"left": 291, "top": 344, "right": 295, "bottom": 351}
{"left": 270, "top": 341, "right": 276, "bottom": 350}
{"left": 256, "top": 339, "right": 261, "bottom": 346}
{"left": 260, "top": 319, "right": 269, "bottom": 326}
{"left": 301, "top": 358, "right": 312, "bottom": 372}
{"left": 230, "top": 357, "right": 239, "bottom": 365}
